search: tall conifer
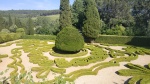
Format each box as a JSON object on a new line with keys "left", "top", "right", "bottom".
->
{"left": 82, "top": 0, "right": 101, "bottom": 41}
{"left": 59, "top": 0, "right": 72, "bottom": 30}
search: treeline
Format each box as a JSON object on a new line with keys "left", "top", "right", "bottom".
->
{"left": 72, "top": 0, "right": 150, "bottom": 36}
{"left": 0, "top": 10, "right": 60, "bottom": 17}
{"left": 0, "top": 0, "right": 150, "bottom": 37}
{"left": 0, "top": 14, "right": 59, "bottom": 35}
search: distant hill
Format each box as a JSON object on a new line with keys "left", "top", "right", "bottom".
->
{"left": 0, "top": 10, "right": 60, "bottom": 18}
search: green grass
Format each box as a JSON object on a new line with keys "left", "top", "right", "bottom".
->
{"left": 46, "top": 14, "right": 59, "bottom": 21}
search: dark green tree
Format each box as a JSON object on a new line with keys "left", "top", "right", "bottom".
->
{"left": 0, "top": 14, "right": 5, "bottom": 31}
{"left": 27, "top": 17, "right": 34, "bottom": 35}
{"left": 72, "top": 0, "right": 84, "bottom": 30}
{"left": 146, "top": 20, "right": 150, "bottom": 36}
{"left": 59, "top": 0, "right": 72, "bottom": 30}
{"left": 8, "top": 14, "right": 13, "bottom": 27}
{"left": 96, "top": 0, "right": 134, "bottom": 28}
{"left": 14, "top": 17, "right": 23, "bottom": 28}
{"left": 82, "top": 0, "right": 101, "bottom": 41}
{"left": 55, "top": 26, "right": 84, "bottom": 52}
{"left": 132, "top": 0, "right": 150, "bottom": 36}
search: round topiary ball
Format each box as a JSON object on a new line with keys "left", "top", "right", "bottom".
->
{"left": 55, "top": 26, "right": 84, "bottom": 52}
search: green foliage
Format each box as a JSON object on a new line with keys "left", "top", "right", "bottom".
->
{"left": 35, "top": 16, "right": 60, "bottom": 35}
{"left": 95, "top": 35, "right": 150, "bottom": 46}
{"left": 16, "top": 28, "right": 25, "bottom": 36}
{"left": 8, "top": 14, "right": 13, "bottom": 27}
{"left": 54, "top": 58, "right": 71, "bottom": 68}
{"left": 55, "top": 26, "right": 84, "bottom": 52}
{"left": 59, "top": 0, "right": 72, "bottom": 30}
{"left": 54, "top": 76, "right": 66, "bottom": 84}
{"left": 26, "top": 17, "right": 34, "bottom": 35}
{"left": 0, "top": 33, "right": 21, "bottom": 43}
{"left": 9, "top": 24, "right": 18, "bottom": 32}
{"left": 0, "top": 14, "right": 6, "bottom": 31}
{"left": 82, "top": 0, "right": 101, "bottom": 39}
{"left": 0, "top": 54, "right": 8, "bottom": 63}
{"left": 146, "top": 20, "right": 150, "bottom": 36}
{"left": 117, "top": 63, "right": 150, "bottom": 84}
{"left": 22, "top": 35, "right": 56, "bottom": 40}
{"left": 1, "top": 29, "right": 10, "bottom": 33}
{"left": 96, "top": 0, "right": 134, "bottom": 33}
{"left": 133, "top": 0, "right": 150, "bottom": 36}
{"left": 106, "top": 25, "right": 126, "bottom": 36}
{"left": 14, "top": 17, "right": 23, "bottom": 28}
{"left": 71, "top": 0, "right": 84, "bottom": 30}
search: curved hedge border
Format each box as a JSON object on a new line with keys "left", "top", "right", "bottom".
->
{"left": 0, "top": 54, "right": 8, "bottom": 63}
{"left": 117, "top": 63, "right": 150, "bottom": 84}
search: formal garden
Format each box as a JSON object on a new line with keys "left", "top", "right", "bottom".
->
{"left": 0, "top": 0, "right": 150, "bottom": 84}
{"left": 0, "top": 32, "right": 150, "bottom": 84}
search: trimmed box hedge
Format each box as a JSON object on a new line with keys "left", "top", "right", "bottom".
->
{"left": 22, "top": 35, "right": 56, "bottom": 40}
{"left": 95, "top": 35, "right": 150, "bottom": 46}
{"left": 0, "top": 33, "right": 21, "bottom": 43}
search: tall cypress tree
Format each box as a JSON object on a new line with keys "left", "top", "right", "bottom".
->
{"left": 82, "top": 0, "right": 101, "bottom": 41}
{"left": 72, "top": 0, "right": 84, "bottom": 30}
{"left": 0, "top": 14, "right": 5, "bottom": 31}
{"left": 8, "top": 14, "right": 13, "bottom": 27}
{"left": 27, "top": 17, "right": 34, "bottom": 35}
{"left": 59, "top": 0, "right": 72, "bottom": 30}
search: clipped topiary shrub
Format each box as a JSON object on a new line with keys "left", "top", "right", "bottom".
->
{"left": 55, "top": 26, "right": 84, "bottom": 52}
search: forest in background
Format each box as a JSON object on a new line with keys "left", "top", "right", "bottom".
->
{"left": 0, "top": 0, "right": 149, "bottom": 36}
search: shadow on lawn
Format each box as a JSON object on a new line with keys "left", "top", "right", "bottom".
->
{"left": 52, "top": 47, "right": 79, "bottom": 54}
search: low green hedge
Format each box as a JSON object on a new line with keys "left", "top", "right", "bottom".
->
{"left": 0, "top": 33, "right": 21, "bottom": 43}
{"left": 22, "top": 35, "right": 56, "bottom": 40}
{"left": 117, "top": 63, "right": 150, "bottom": 84}
{"left": 95, "top": 35, "right": 150, "bottom": 46}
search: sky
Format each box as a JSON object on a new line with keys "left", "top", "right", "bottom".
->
{"left": 0, "top": 0, "right": 74, "bottom": 10}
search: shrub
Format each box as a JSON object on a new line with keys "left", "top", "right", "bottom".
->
{"left": 0, "top": 33, "right": 21, "bottom": 43}
{"left": 16, "top": 28, "right": 25, "bottom": 36}
{"left": 1, "top": 29, "right": 10, "bottom": 33}
{"left": 55, "top": 26, "right": 84, "bottom": 52}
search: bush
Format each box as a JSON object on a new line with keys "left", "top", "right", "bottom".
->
{"left": 55, "top": 26, "right": 84, "bottom": 52}
{"left": 1, "top": 29, "right": 10, "bottom": 33}
{"left": 0, "top": 33, "right": 21, "bottom": 43}
{"left": 16, "top": 28, "right": 25, "bottom": 36}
